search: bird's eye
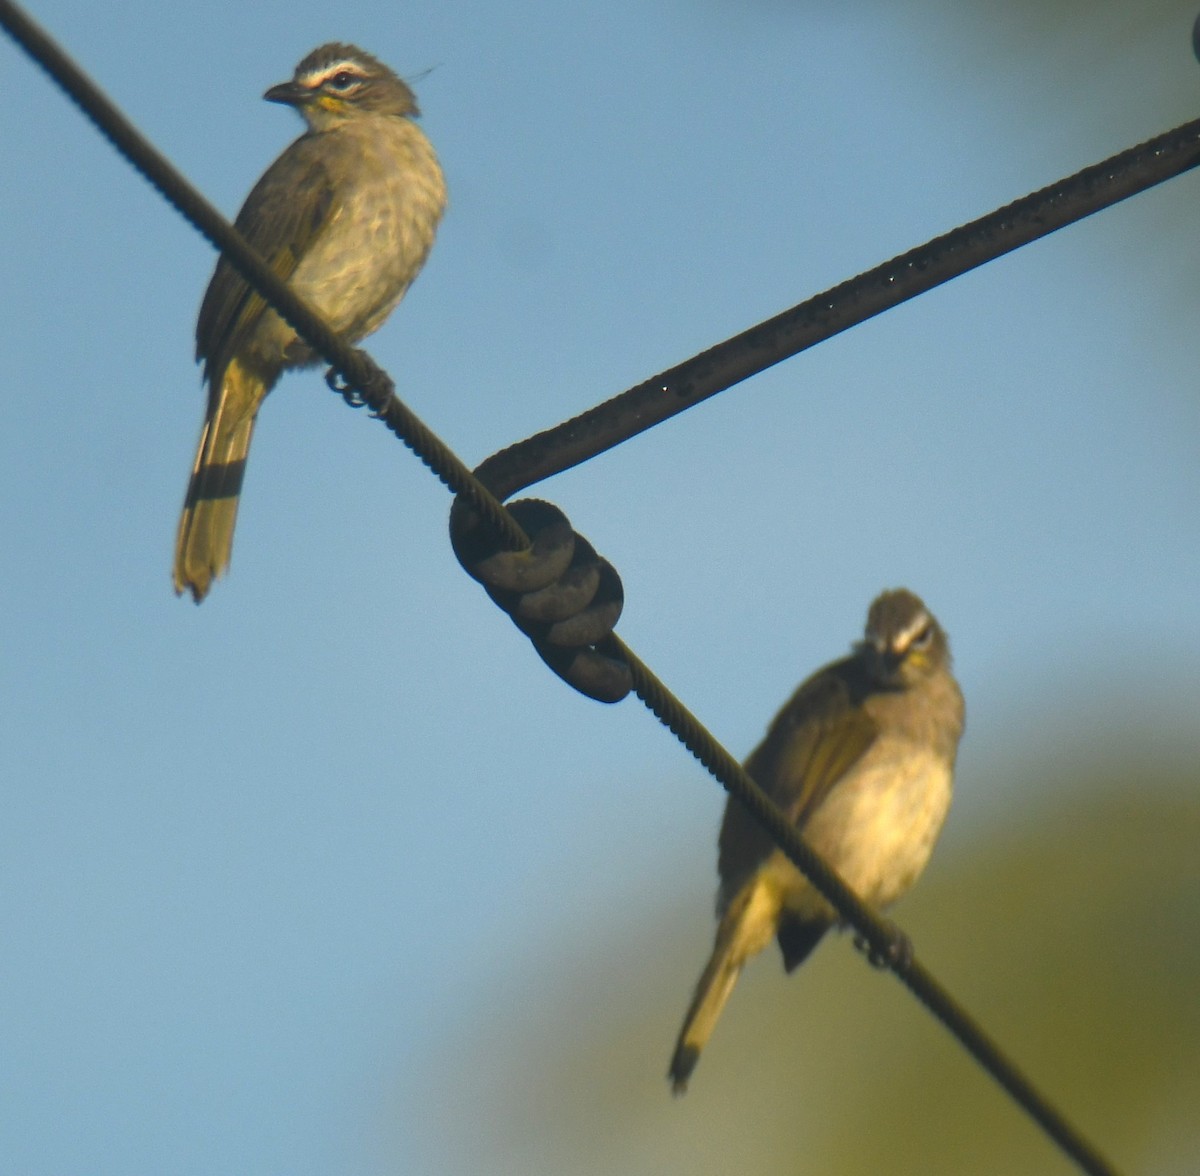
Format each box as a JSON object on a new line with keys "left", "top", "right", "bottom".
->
{"left": 326, "top": 71, "right": 359, "bottom": 92}
{"left": 911, "top": 623, "right": 934, "bottom": 650}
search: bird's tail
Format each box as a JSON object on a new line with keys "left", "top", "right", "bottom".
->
{"left": 173, "top": 360, "right": 264, "bottom": 603}
{"left": 668, "top": 876, "right": 782, "bottom": 1093}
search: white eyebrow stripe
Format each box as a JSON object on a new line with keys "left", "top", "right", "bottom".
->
{"left": 891, "top": 610, "right": 931, "bottom": 651}
{"left": 303, "top": 61, "right": 369, "bottom": 86}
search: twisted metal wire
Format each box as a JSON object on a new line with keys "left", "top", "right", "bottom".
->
{"left": 476, "top": 120, "right": 1200, "bottom": 500}
{"left": 0, "top": 3, "right": 1143, "bottom": 1172}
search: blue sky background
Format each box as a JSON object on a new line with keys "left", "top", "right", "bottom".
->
{"left": 3, "top": 2, "right": 1199, "bottom": 1173}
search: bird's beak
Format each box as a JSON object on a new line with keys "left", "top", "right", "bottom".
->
{"left": 263, "top": 81, "right": 309, "bottom": 106}
{"left": 861, "top": 637, "right": 903, "bottom": 676}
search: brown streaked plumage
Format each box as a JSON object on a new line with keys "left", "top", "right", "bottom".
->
{"left": 174, "top": 43, "right": 446, "bottom": 601}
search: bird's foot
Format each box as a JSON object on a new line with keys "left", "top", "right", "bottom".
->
{"left": 854, "top": 922, "right": 913, "bottom": 971}
{"left": 325, "top": 366, "right": 367, "bottom": 408}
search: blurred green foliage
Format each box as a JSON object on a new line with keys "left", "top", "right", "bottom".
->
{"left": 427, "top": 725, "right": 1200, "bottom": 1175}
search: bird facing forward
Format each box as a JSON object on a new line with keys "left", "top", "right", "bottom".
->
{"left": 668, "top": 588, "right": 965, "bottom": 1092}
{"left": 174, "top": 43, "right": 446, "bottom": 601}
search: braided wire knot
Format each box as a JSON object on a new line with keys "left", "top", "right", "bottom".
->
{"left": 449, "top": 497, "right": 631, "bottom": 703}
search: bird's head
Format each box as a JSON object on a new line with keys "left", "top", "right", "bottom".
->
{"left": 264, "top": 43, "right": 418, "bottom": 130}
{"left": 857, "top": 588, "right": 950, "bottom": 689}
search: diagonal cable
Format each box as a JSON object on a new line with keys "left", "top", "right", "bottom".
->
{"left": 475, "top": 121, "right": 1200, "bottom": 499}
{"left": 0, "top": 4, "right": 1129, "bottom": 1172}
{"left": 0, "top": 0, "right": 524, "bottom": 552}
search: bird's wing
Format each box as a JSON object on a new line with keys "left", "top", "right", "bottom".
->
{"left": 195, "top": 134, "right": 339, "bottom": 386}
{"left": 718, "top": 659, "right": 880, "bottom": 883}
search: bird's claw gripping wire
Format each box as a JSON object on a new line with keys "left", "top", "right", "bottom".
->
{"left": 325, "top": 366, "right": 368, "bottom": 408}
{"left": 854, "top": 922, "right": 914, "bottom": 971}
{"left": 325, "top": 357, "right": 394, "bottom": 419}
{"left": 449, "top": 497, "right": 631, "bottom": 703}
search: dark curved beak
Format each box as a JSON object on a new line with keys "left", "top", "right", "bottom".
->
{"left": 263, "top": 81, "right": 308, "bottom": 106}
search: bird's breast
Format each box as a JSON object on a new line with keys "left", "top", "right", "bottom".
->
{"left": 290, "top": 118, "right": 446, "bottom": 341}
{"left": 791, "top": 739, "right": 954, "bottom": 913}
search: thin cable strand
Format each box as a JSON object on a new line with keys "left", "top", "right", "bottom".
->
{"left": 0, "top": 5, "right": 1128, "bottom": 1172}
{"left": 475, "top": 119, "right": 1200, "bottom": 499}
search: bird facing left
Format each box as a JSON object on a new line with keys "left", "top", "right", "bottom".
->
{"left": 173, "top": 42, "right": 447, "bottom": 602}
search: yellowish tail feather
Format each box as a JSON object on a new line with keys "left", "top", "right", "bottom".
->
{"left": 668, "top": 876, "right": 782, "bottom": 1093}
{"left": 173, "top": 361, "right": 265, "bottom": 602}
